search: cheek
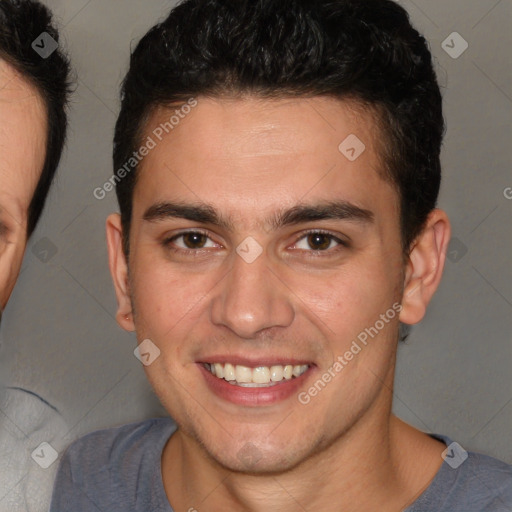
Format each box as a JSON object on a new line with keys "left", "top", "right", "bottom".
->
{"left": 283, "top": 257, "right": 397, "bottom": 339}
{"left": 130, "top": 254, "right": 215, "bottom": 341}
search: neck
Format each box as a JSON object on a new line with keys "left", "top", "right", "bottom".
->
{"left": 162, "top": 397, "right": 444, "bottom": 511}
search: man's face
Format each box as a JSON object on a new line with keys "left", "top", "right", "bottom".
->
{"left": 0, "top": 59, "right": 46, "bottom": 309}
{"left": 120, "top": 96, "right": 407, "bottom": 472}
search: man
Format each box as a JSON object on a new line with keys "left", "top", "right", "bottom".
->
{"left": 51, "top": 0, "right": 512, "bottom": 511}
{"left": 0, "top": 1, "right": 71, "bottom": 510}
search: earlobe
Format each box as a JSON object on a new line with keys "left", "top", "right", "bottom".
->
{"left": 105, "top": 213, "right": 135, "bottom": 332}
{"left": 399, "top": 209, "right": 451, "bottom": 326}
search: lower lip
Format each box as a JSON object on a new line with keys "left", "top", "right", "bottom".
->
{"left": 198, "top": 364, "right": 313, "bottom": 406}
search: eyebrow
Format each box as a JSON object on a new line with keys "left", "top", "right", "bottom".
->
{"left": 143, "top": 200, "right": 374, "bottom": 230}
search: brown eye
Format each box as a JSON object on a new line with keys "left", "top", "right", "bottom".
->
{"left": 306, "top": 233, "right": 333, "bottom": 250}
{"left": 182, "top": 232, "right": 208, "bottom": 249}
{"left": 293, "top": 231, "right": 346, "bottom": 253}
{"left": 166, "top": 231, "right": 218, "bottom": 251}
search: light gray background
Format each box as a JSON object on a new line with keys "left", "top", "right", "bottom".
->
{"left": 1, "top": 0, "right": 511, "bottom": 476}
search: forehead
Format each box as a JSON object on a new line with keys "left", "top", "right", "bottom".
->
{"left": 134, "top": 95, "right": 397, "bottom": 227}
{"left": 146, "top": 95, "right": 380, "bottom": 160}
{"left": 0, "top": 58, "right": 47, "bottom": 225}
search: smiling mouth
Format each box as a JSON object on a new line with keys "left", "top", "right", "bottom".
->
{"left": 203, "top": 362, "right": 310, "bottom": 387}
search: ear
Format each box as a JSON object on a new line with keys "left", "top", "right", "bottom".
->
{"left": 106, "top": 213, "right": 135, "bottom": 331}
{"left": 399, "top": 209, "right": 451, "bottom": 325}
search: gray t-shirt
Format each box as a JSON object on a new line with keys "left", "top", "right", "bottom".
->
{"left": 49, "top": 418, "right": 512, "bottom": 512}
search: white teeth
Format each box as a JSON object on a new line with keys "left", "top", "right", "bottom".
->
{"left": 238, "top": 381, "right": 278, "bottom": 388}
{"left": 235, "top": 365, "right": 252, "bottom": 383}
{"left": 214, "top": 363, "right": 224, "bottom": 379}
{"left": 253, "top": 366, "right": 271, "bottom": 384}
{"left": 292, "top": 365, "right": 302, "bottom": 377}
{"left": 270, "top": 365, "right": 284, "bottom": 381}
{"left": 224, "top": 363, "right": 235, "bottom": 381}
{"left": 205, "top": 362, "right": 309, "bottom": 386}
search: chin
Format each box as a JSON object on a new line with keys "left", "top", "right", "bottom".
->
{"left": 204, "top": 438, "right": 310, "bottom": 475}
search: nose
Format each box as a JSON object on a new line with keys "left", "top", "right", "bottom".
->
{"left": 210, "top": 249, "right": 295, "bottom": 339}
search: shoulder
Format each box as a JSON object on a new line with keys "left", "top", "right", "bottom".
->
{"left": 50, "top": 418, "right": 176, "bottom": 512}
{"left": 457, "top": 450, "right": 512, "bottom": 506}
{"left": 0, "top": 387, "right": 67, "bottom": 512}
{"left": 0, "top": 386, "right": 66, "bottom": 440}
{"left": 63, "top": 417, "right": 175, "bottom": 480}
{"left": 409, "top": 434, "right": 512, "bottom": 512}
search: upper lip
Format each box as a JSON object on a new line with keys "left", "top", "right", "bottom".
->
{"left": 197, "top": 355, "right": 313, "bottom": 368}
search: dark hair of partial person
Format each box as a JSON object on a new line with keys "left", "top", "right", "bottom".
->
{"left": 0, "top": 0, "right": 71, "bottom": 236}
{"left": 114, "top": 0, "right": 444, "bottom": 261}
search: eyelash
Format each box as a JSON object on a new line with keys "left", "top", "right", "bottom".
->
{"left": 292, "top": 229, "right": 348, "bottom": 256}
{"left": 162, "top": 229, "right": 348, "bottom": 256}
{"left": 163, "top": 229, "right": 218, "bottom": 255}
